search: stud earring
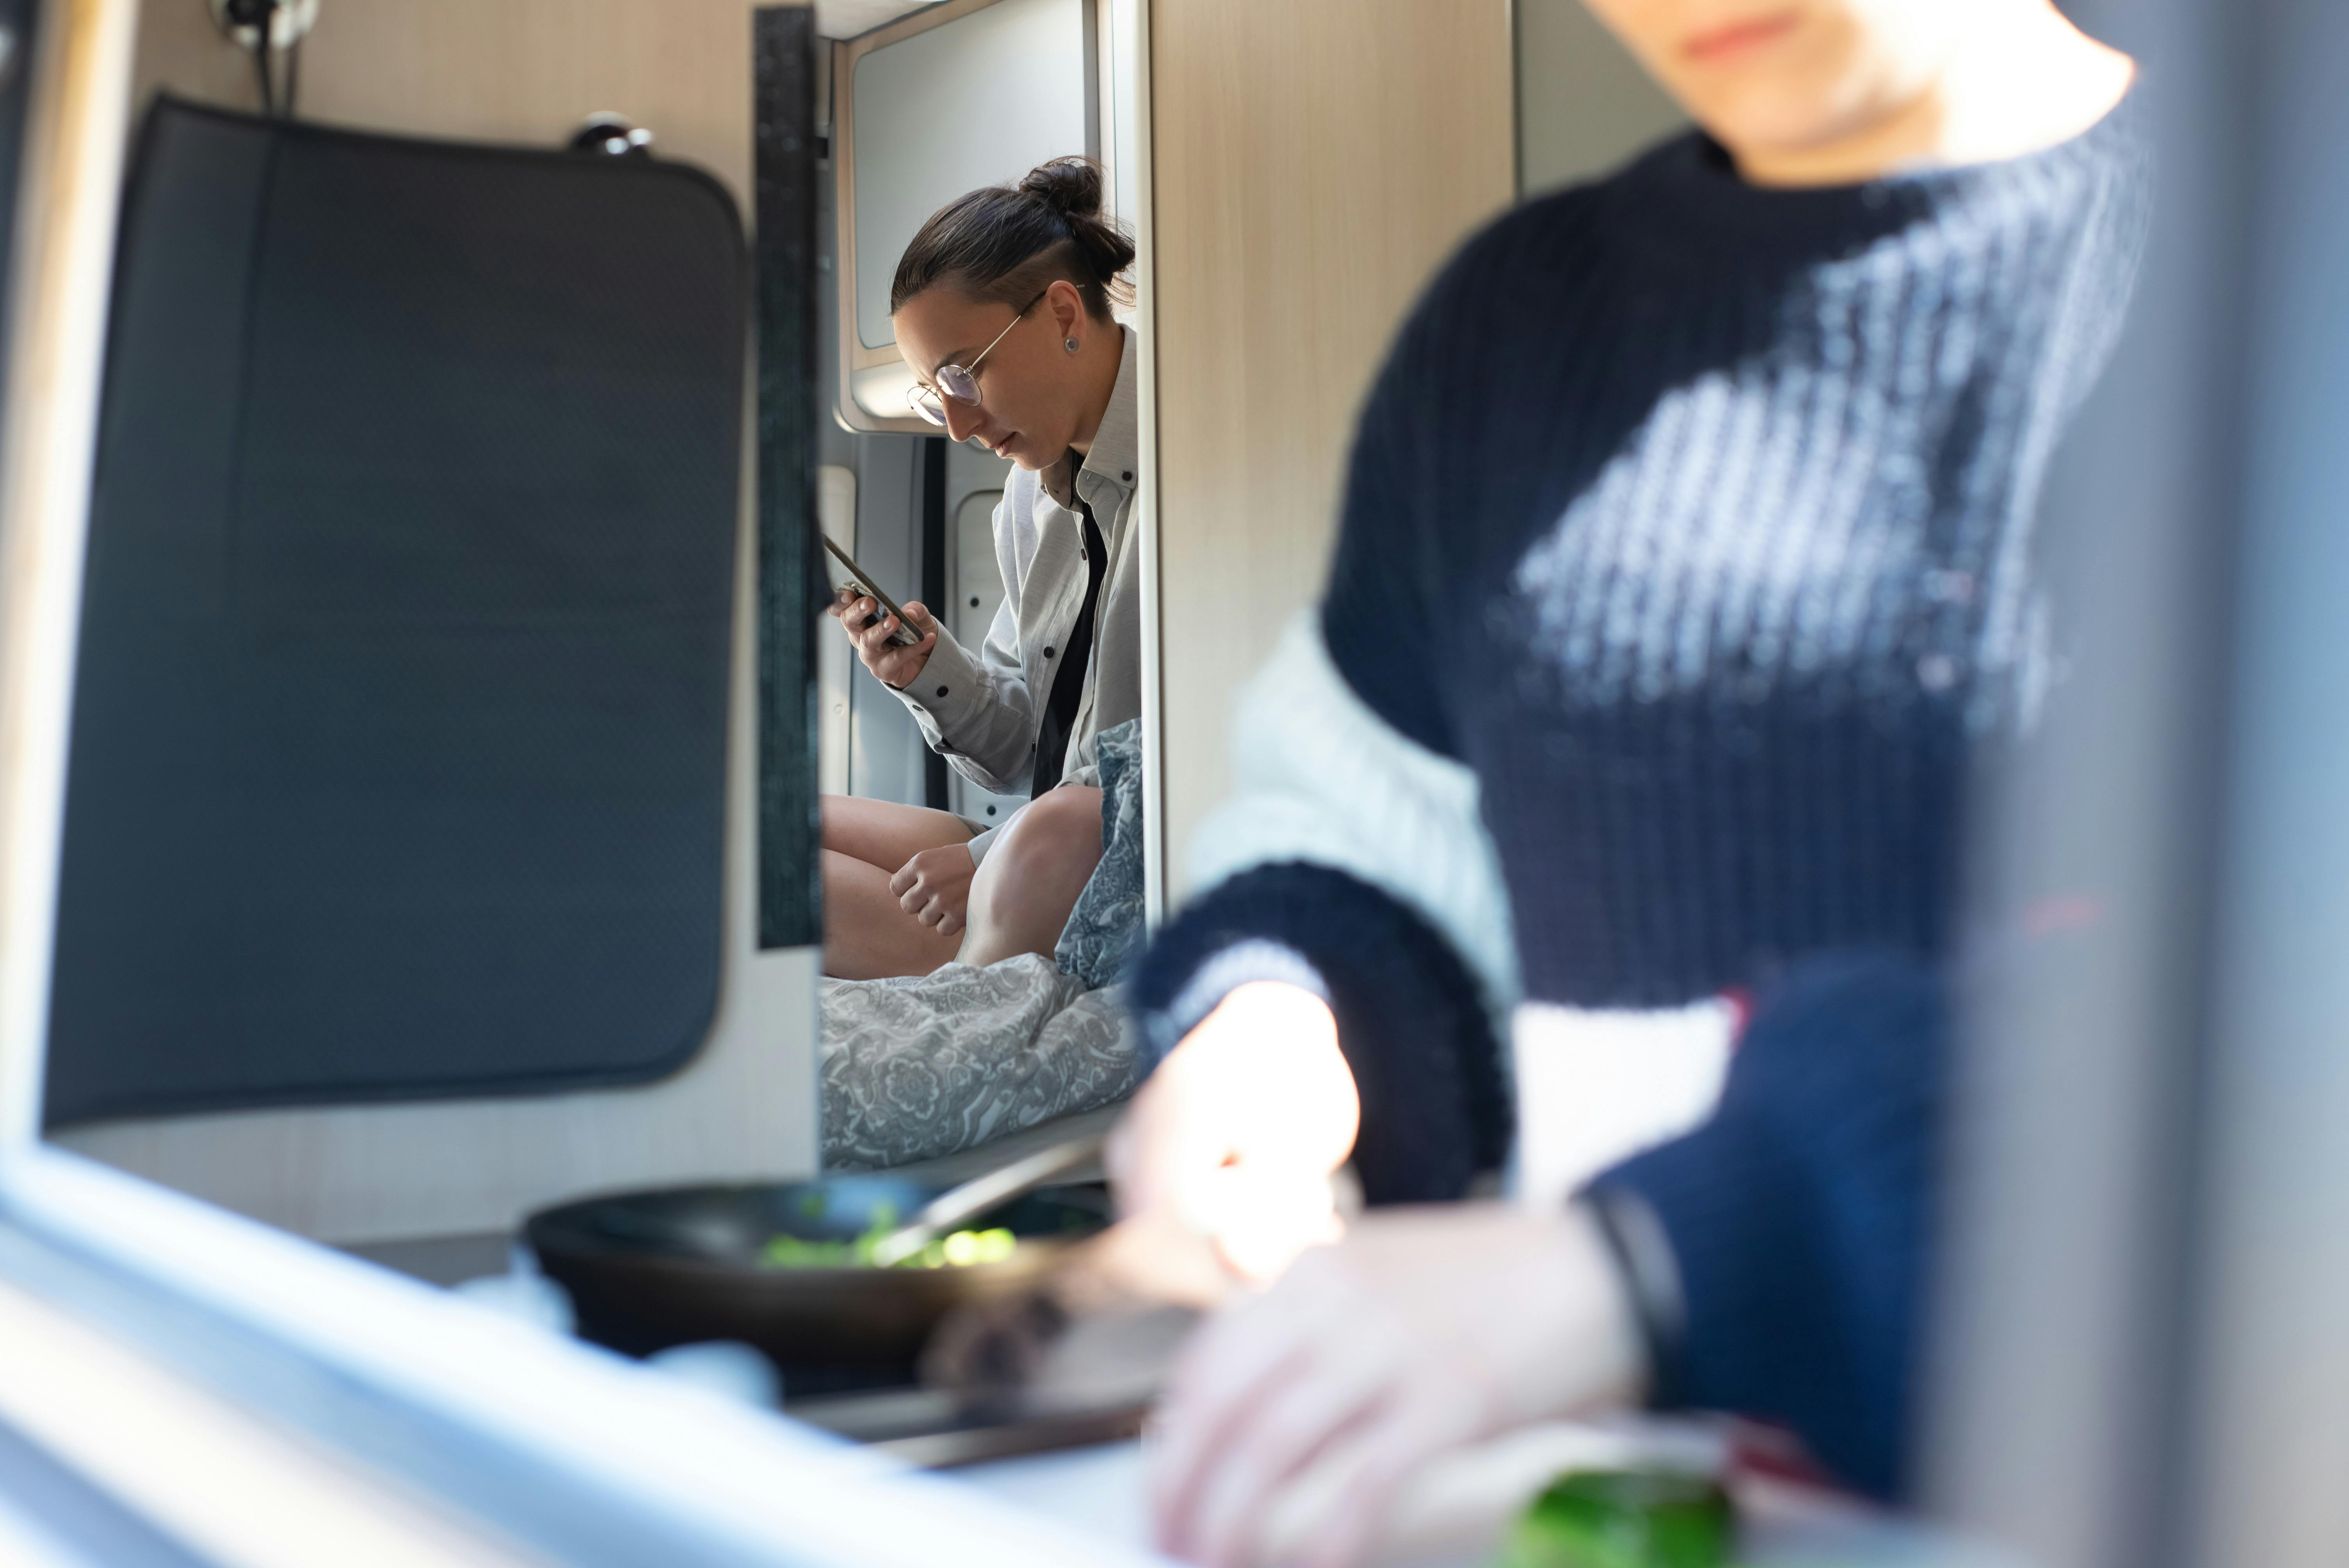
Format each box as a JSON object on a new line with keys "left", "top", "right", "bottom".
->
{"left": 1064, "top": 337, "right": 1080, "bottom": 353}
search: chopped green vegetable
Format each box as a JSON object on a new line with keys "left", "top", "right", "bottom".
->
{"left": 757, "top": 1204, "right": 1019, "bottom": 1270}
{"left": 1497, "top": 1470, "right": 1732, "bottom": 1568}
{"left": 937, "top": 1227, "right": 1018, "bottom": 1267}
{"left": 756, "top": 1233, "right": 868, "bottom": 1268}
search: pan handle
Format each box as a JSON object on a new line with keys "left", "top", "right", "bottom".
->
{"left": 868, "top": 1134, "right": 1106, "bottom": 1269}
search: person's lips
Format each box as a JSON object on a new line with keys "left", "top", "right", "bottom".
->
{"left": 1682, "top": 8, "right": 1800, "bottom": 62}
{"left": 989, "top": 432, "right": 1019, "bottom": 458}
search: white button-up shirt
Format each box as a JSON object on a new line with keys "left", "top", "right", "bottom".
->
{"left": 889, "top": 326, "right": 1143, "bottom": 848}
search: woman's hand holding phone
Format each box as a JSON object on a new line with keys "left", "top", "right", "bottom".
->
{"left": 830, "top": 588, "right": 938, "bottom": 688}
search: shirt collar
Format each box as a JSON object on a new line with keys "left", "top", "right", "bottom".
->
{"left": 1046, "top": 324, "right": 1140, "bottom": 511}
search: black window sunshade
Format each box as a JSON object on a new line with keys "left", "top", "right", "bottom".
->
{"left": 44, "top": 98, "right": 749, "bottom": 1128}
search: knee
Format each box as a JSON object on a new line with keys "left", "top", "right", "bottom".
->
{"left": 1014, "top": 788, "right": 1104, "bottom": 881}
{"left": 973, "top": 789, "right": 1102, "bottom": 923}
{"left": 1027, "top": 784, "right": 1104, "bottom": 846}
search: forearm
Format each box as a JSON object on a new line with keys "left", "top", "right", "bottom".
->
{"left": 883, "top": 629, "right": 1038, "bottom": 790}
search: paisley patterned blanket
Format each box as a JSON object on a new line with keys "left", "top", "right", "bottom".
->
{"left": 820, "top": 722, "right": 1148, "bottom": 1169}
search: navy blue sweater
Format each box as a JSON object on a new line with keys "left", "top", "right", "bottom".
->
{"left": 1593, "top": 949, "right": 1948, "bottom": 1499}
{"left": 1134, "top": 107, "right": 2146, "bottom": 1495}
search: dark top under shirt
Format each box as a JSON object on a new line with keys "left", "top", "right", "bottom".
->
{"left": 1029, "top": 469, "right": 1107, "bottom": 797}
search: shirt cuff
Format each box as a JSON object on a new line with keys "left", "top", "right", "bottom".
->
{"left": 886, "top": 627, "right": 985, "bottom": 739}
{"left": 965, "top": 825, "right": 998, "bottom": 868}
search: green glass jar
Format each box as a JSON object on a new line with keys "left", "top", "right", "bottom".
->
{"left": 1496, "top": 1469, "right": 1734, "bottom": 1568}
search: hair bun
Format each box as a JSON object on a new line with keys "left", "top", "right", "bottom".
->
{"left": 1018, "top": 157, "right": 1105, "bottom": 220}
{"left": 892, "top": 157, "right": 1134, "bottom": 321}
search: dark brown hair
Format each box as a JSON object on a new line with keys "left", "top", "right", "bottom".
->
{"left": 889, "top": 157, "right": 1136, "bottom": 323}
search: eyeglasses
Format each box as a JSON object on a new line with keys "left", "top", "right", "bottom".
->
{"left": 905, "top": 291, "right": 1046, "bottom": 426}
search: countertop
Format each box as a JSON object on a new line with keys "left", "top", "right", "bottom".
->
{"left": 954, "top": 1425, "right": 2014, "bottom": 1568}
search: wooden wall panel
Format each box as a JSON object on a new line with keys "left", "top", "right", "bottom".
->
{"left": 1148, "top": 0, "right": 1514, "bottom": 894}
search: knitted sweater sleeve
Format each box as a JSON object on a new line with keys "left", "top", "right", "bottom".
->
{"left": 1127, "top": 619, "right": 1521, "bottom": 1203}
{"left": 1584, "top": 949, "right": 1950, "bottom": 1500}
{"left": 1127, "top": 227, "right": 1531, "bottom": 1200}
{"left": 1130, "top": 865, "right": 1511, "bottom": 1204}
{"left": 1317, "top": 211, "right": 1492, "bottom": 759}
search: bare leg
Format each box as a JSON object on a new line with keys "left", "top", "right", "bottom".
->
{"left": 956, "top": 786, "right": 1105, "bottom": 969}
{"left": 822, "top": 848, "right": 966, "bottom": 979}
{"left": 822, "top": 793, "right": 973, "bottom": 872}
{"left": 820, "top": 795, "right": 975, "bottom": 978}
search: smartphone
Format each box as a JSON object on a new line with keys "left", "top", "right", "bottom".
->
{"left": 822, "top": 535, "right": 925, "bottom": 649}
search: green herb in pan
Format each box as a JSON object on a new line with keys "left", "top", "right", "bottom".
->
{"left": 757, "top": 1206, "right": 1019, "bottom": 1270}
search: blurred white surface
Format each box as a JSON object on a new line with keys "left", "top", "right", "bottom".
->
{"left": 645, "top": 1342, "right": 786, "bottom": 1409}
{"left": 450, "top": 1270, "right": 575, "bottom": 1337}
{"left": 2, "top": 1146, "right": 1164, "bottom": 1568}
{"left": 958, "top": 1440, "right": 1153, "bottom": 1549}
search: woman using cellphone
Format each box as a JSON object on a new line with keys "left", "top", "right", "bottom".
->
{"left": 822, "top": 159, "right": 1142, "bottom": 980}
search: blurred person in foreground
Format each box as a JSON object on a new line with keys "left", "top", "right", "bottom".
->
{"left": 1113, "top": 2, "right": 2147, "bottom": 1563}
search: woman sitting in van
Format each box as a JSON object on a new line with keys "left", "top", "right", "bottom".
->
{"left": 822, "top": 160, "right": 1143, "bottom": 981}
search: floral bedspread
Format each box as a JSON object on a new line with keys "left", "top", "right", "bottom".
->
{"left": 1053, "top": 719, "right": 1145, "bottom": 990}
{"left": 820, "top": 721, "right": 1150, "bottom": 1169}
{"left": 820, "top": 959, "right": 1141, "bottom": 1168}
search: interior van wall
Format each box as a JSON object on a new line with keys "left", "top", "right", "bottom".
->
{"left": 1149, "top": 0, "right": 1514, "bottom": 897}
{"left": 1515, "top": 0, "right": 1685, "bottom": 194}
{"left": 810, "top": 138, "right": 928, "bottom": 808}
{"left": 840, "top": 435, "right": 931, "bottom": 802}
{"left": 63, "top": 0, "right": 825, "bottom": 1245}
{"left": 832, "top": 435, "right": 1016, "bottom": 808}
{"left": 130, "top": 0, "right": 753, "bottom": 205}
{"left": 809, "top": 127, "right": 1016, "bottom": 812}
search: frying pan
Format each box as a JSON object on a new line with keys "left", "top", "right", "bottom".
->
{"left": 525, "top": 1172, "right": 1109, "bottom": 1377}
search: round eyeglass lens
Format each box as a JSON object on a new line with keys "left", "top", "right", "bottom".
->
{"left": 936, "top": 363, "right": 980, "bottom": 403}
{"left": 907, "top": 383, "right": 946, "bottom": 424}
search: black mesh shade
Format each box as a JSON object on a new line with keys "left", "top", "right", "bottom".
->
{"left": 45, "top": 99, "right": 749, "bottom": 1126}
